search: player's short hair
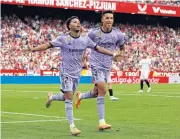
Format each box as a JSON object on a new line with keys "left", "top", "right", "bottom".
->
{"left": 101, "top": 10, "right": 114, "bottom": 17}
{"left": 66, "top": 16, "right": 79, "bottom": 30}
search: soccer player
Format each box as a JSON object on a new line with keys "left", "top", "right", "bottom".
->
{"left": 28, "top": 16, "right": 121, "bottom": 136}
{"left": 139, "top": 53, "right": 151, "bottom": 93}
{"left": 75, "top": 10, "right": 125, "bottom": 130}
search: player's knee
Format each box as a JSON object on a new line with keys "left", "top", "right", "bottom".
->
{"left": 93, "top": 85, "right": 98, "bottom": 93}
{"left": 92, "top": 91, "right": 98, "bottom": 97}
{"left": 64, "top": 92, "right": 73, "bottom": 100}
{"left": 97, "top": 83, "right": 106, "bottom": 94}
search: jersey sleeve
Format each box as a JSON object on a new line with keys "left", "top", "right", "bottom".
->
{"left": 50, "top": 36, "right": 63, "bottom": 47}
{"left": 86, "top": 36, "right": 97, "bottom": 49}
{"left": 116, "top": 32, "right": 125, "bottom": 48}
{"left": 88, "top": 30, "right": 95, "bottom": 41}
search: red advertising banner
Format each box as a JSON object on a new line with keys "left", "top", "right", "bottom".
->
{"left": 110, "top": 71, "right": 169, "bottom": 84}
{"left": 151, "top": 71, "right": 179, "bottom": 77}
{"left": 1, "top": 0, "right": 180, "bottom": 17}
{"left": 40, "top": 70, "right": 60, "bottom": 76}
{"left": 0, "top": 69, "right": 27, "bottom": 76}
{"left": 0, "top": 70, "right": 178, "bottom": 84}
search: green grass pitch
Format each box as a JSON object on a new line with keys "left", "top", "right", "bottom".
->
{"left": 1, "top": 84, "right": 180, "bottom": 139}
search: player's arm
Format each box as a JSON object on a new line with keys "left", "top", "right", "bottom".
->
{"left": 117, "top": 32, "right": 125, "bottom": 51}
{"left": 95, "top": 45, "right": 124, "bottom": 62}
{"left": 82, "top": 52, "right": 87, "bottom": 67}
{"left": 94, "top": 45, "right": 116, "bottom": 57}
{"left": 138, "top": 64, "right": 142, "bottom": 71}
{"left": 149, "top": 60, "right": 152, "bottom": 72}
{"left": 138, "top": 61, "right": 142, "bottom": 72}
{"left": 87, "top": 34, "right": 119, "bottom": 59}
{"left": 111, "top": 32, "right": 126, "bottom": 61}
{"left": 29, "top": 43, "right": 53, "bottom": 52}
{"left": 28, "top": 36, "right": 62, "bottom": 52}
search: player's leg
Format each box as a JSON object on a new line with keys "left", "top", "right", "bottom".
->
{"left": 106, "top": 73, "right": 119, "bottom": 101}
{"left": 139, "top": 80, "right": 144, "bottom": 93}
{"left": 96, "top": 80, "right": 112, "bottom": 131}
{"left": 75, "top": 85, "right": 98, "bottom": 109}
{"left": 75, "top": 68, "right": 100, "bottom": 109}
{"left": 144, "top": 72, "right": 151, "bottom": 92}
{"left": 46, "top": 76, "right": 65, "bottom": 108}
{"left": 139, "top": 72, "right": 144, "bottom": 93}
{"left": 45, "top": 91, "right": 65, "bottom": 108}
{"left": 76, "top": 87, "right": 97, "bottom": 101}
{"left": 91, "top": 69, "right": 111, "bottom": 131}
{"left": 62, "top": 75, "right": 81, "bottom": 136}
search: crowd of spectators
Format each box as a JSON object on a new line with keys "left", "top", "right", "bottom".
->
{"left": 1, "top": 15, "right": 180, "bottom": 72}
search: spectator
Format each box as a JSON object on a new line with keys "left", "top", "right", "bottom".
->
{"left": 0, "top": 15, "right": 179, "bottom": 72}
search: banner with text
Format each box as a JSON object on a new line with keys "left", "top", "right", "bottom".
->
{"left": 110, "top": 71, "right": 169, "bottom": 84}
{"left": 1, "top": 0, "right": 180, "bottom": 17}
{"left": 0, "top": 69, "right": 27, "bottom": 76}
{"left": 1, "top": 70, "right": 180, "bottom": 84}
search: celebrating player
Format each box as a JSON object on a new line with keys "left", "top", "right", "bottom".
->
{"left": 75, "top": 10, "right": 125, "bottom": 131}
{"left": 28, "top": 16, "right": 121, "bottom": 136}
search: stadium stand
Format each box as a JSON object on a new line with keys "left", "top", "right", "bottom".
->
{"left": 1, "top": 5, "right": 180, "bottom": 72}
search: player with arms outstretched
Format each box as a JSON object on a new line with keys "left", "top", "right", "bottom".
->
{"left": 139, "top": 53, "right": 151, "bottom": 93}
{"left": 75, "top": 11, "right": 125, "bottom": 131}
{"left": 28, "top": 16, "right": 121, "bottom": 136}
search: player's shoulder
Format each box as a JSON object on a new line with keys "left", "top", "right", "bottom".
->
{"left": 80, "top": 33, "right": 89, "bottom": 39}
{"left": 112, "top": 27, "right": 123, "bottom": 34}
{"left": 147, "top": 58, "right": 152, "bottom": 62}
{"left": 89, "top": 27, "right": 101, "bottom": 34}
{"left": 56, "top": 32, "right": 69, "bottom": 38}
{"left": 144, "top": 58, "right": 151, "bottom": 63}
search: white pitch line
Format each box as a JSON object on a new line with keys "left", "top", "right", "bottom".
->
{"left": 2, "top": 90, "right": 46, "bottom": 93}
{"left": 2, "top": 90, "right": 180, "bottom": 98}
{"left": 118, "top": 94, "right": 180, "bottom": 98}
{"left": 153, "top": 91, "right": 180, "bottom": 94}
{"left": 2, "top": 111, "right": 66, "bottom": 119}
{"left": 1, "top": 119, "right": 67, "bottom": 124}
{"left": 2, "top": 111, "right": 81, "bottom": 120}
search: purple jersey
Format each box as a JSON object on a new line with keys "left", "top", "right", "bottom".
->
{"left": 50, "top": 33, "right": 96, "bottom": 78}
{"left": 88, "top": 27, "right": 124, "bottom": 70}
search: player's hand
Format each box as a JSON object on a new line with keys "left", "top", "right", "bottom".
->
{"left": 24, "top": 44, "right": 34, "bottom": 52}
{"left": 28, "top": 45, "right": 35, "bottom": 51}
{"left": 113, "top": 53, "right": 126, "bottom": 62}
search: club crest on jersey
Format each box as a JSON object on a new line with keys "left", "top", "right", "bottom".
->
{"left": 67, "top": 36, "right": 71, "bottom": 42}
{"left": 98, "top": 31, "right": 102, "bottom": 37}
{"left": 66, "top": 36, "right": 72, "bottom": 45}
{"left": 95, "top": 31, "right": 102, "bottom": 40}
